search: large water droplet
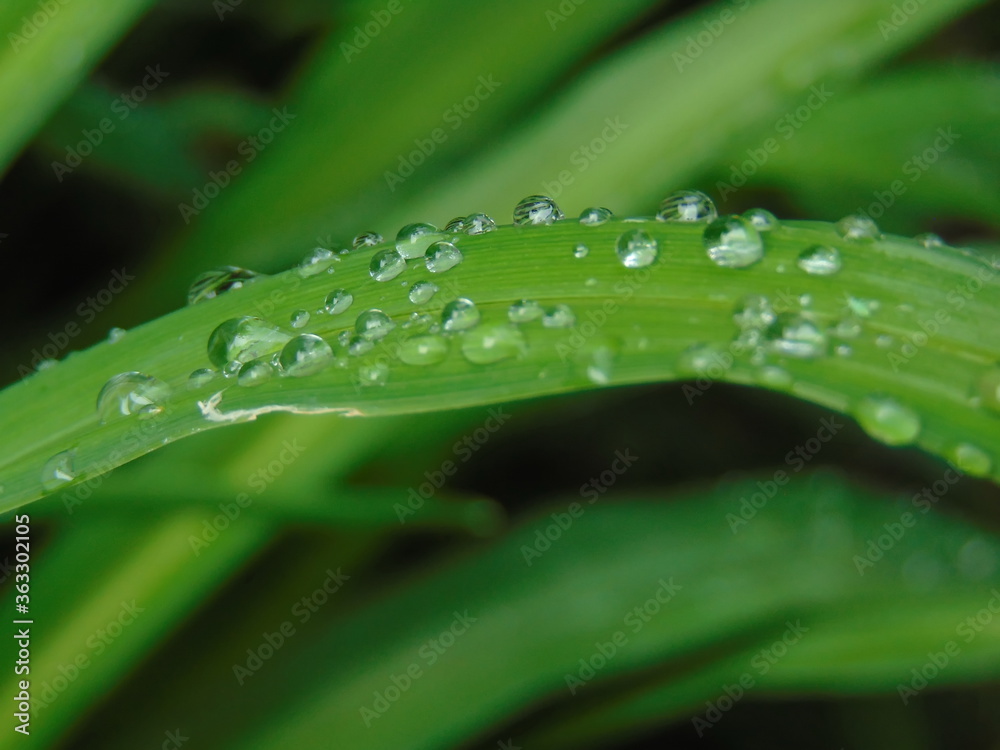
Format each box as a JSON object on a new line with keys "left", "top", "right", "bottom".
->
{"left": 460, "top": 324, "right": 527, "bottom": 364}
{"left": 542, "top": 304, "right": 576, "bottom": 328}
{"left": 508, "top": 299, "right": 544, "bottom": 323}
{"left": 408, "top": 281, "right": 439, "bottom": 304}
{"left": 370, "top": 248, "right": 406, "bottom": 281}
{"left": 425, "top": 241, "right": 463, "bottom": 273}
{"left": 836, "top": 214, "right": 881, "bottom": 242}
{"left": 856, "top": 395, "right": 921, "bottom": 445}
{"left": 207, "top": 317, "right": 290, "bottom": 368}
{"left": 465, "top": 212, "right": 497, "bottom": 235}
{"left": 353, "top": 231, "right": 383, "bottom": 250}
{"left": 797, "top": 245, "right": 842, "bottom": 276}
{"left": 615, "top": 228, "right": 659, "bottom": 269}
{"left": 355, "top": 309, "right": 396, "bottom": 341}
{"left": 442, "top": 298, "right": 480, "bottom": 332}
{"left": 279, "top": 334, "right": 334, "bottom": 377}
{"left": 950, "top": 443, "right": 992, "bottom": 477}
{"left": 237, "top": 360, "right": 275, "bottom": 387}
{"left": 765, "top": 314, "right": 827, "bottom": 359}
{"left": 396, "top": 223, "right": 441, "bottom": 259}
{"left": 703, "top": 216, "right": 763, "bottom": 268}
{"left": 513, "top": 195, "right": 563, "bottom": 226}
{"left": 656, "top": 190, "right": 717, "bottom": 222}
{"left": 41, "top": 450, "right": 76, "bottom": 491}
{"left": 324, "top": 289, "right": 354, "bottom": 315}
{"left": 399, "top": 335, "right": 449, "bottom": 366}
{"left": 187, "top": 266, "right": 261, "bottom": 305}
{"left": 579, "top": 207, "right": 613, "bottom": 226}
{"left": 742, "top": 208, "right": 778, "bottom": 231}
{"left": 97, "top": 372, "right": 171, "bottom": 422}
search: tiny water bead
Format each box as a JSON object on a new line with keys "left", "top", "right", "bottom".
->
{"left": 370, "top": 248, "right": 407, "bottom": 281}
{"left": 279, "top": 334, "right": 334, "bottom": 377}
{"left": 797, "top": 245, "right": 842, "bottom": 276}
{"left": 442, "top": 298, "right": 481, "bottom": 332}
{"left": 187, "top": 266, "right": 261, "bottom": 305}
{"left": 836, "top": 214, "right": 881, "bottom": 242}
{"left": 355, "top": 309, "right": 396, "bottom": 341}
{"left": 542, "top": 304, "right": 576, "bottom": 328}
{"left": 188, "top": 368, "right": 216, "bottom": 389}
{"left": 742, "top": 208, "right": 778, "bottom": 231}
{"left": 615, "top": 228, "right": 659, "bottom": 269}
{"left": 408, "top": 281, "right": 439, "bottom": 304}
{"left": 508, "top": 299, "right": 544, "bottom": 323}
{"left": 352, "top": 231, "right": 383, "bottom": 250}
{"left": 465, "top": 212, "right": 497, "bottom": 235}
{"left": 424, "top": 241, "right": 463, "bottom": 273}
{"left": 323, "top": 289, "right": 354, "bottom": 315}
{"left": 460, "top": 324, "right": 527, "bottom": 364}
{"left": 290, "top": 310, "right": 310, "bottom": 329}
{"left": 97, "top": 372, "right": 171, "bottom": 421}
{"left": 703, "top": 216, "right": 764, "bottom": 268}
{"left": 950, "top": 443, "right": 992, "bottom": 477}
{"left": 855, "top": 395, "right": 921, "bottom": 446}
{"left": 237, "top": 360, "right": 274, "bottom": 387}
{"left": 396, "top": 222, "right": 441, "bottom": 259}
{"left": 398, "top": 335, "right": 449, "bottom": 366}
{"left": 207, "top": 317, "right": 291, "bottom": 368}
{"left": 574, "top": 243, "right": 590, "bottom": 259}
{"left": 915, "top": 232, "right": 945, "bottom": 249}
{"left": 107, "top": 327, "right": 126, "bottom": 344}
{"left": 764, "top": 314, "right": 827, "bottom": 359}
{"left": 513, "top": 195, "right": 563, "bottom": 226}
{"left": 656, "top": 189, "right": 717, "bottom": 223}
{"left": 579, "top": 206, "right": 613, "bottom": 226}
{"left": 41, "top": 450, "right": 76, "bottom": 491}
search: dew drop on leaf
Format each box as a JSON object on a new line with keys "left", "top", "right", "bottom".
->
{"left": 207, "top": 317, "right": 291, "bottom": 368}
{"left": 703, "top": 216, "right": 763, "bottom": 268}
{"left": 460, "top": 324, "right": 527, "bottom": 364}
{"left": 324, "top": 289, "right": 354, "bottom": 315}
{"left": 398, "top": 335, "right": 449, "bottom": 366}
{"left": 278, "top": 334, "right": 334, "bottom": 377}
{"left": 579, "top": 206, "right": 613, "bottom": 226}
{"left": 656, "top": 189, "right": 717, "bottom": 223}
{"left": 370, "top": 248, "right": 407, "bottom": 281}
{"left": 465, "top": 212, "right": 497, "bottom": 235}
{"left": 442, "top": 298, "right": 481, "bottom": 332}
{"left": 542, "top": 304, "right": 576, "bottom": 328}
{"left": 41, "top": 450, "right": 76, "bottom": 491}
{"left": 408, "top": 281, "right": 439, "bottom": 305}
{"left": 836, "top": 214, "right": 881, "bottom": 242}
{"left": 949, "top": 443, "right": 992, "bottom": 477}
{"left": 856, "top": 395, "right": 921, "bottom": 446}
{"left": 764, "top": 314, "right": 827, "bottom": 359}
{"left": 187, "top": 266, "right": 262, "bottom": 305}
{"left": 615, "top": 228, "right": 659, "bottom": 269}
{"left": 188, "top": 368, "right": 216, "bottom": 389}
{"left": 797, "top": 245, "right": 841, "bottom": 275}
{"left": 508, "top": 299, "right": 543, "bottom": 323}
{"left": 290, "top": 309, "right": 310, "bottom": 329}
{"left": 424, "top": 241, "right": 463, "bottom": 273}
{"left": 742, "top": 208, "right": 778, "bottom": 231}
{"left": 574, "top": 243, "right": 590, "bottom": 259}
{"left": 97, "top": 372, "right": 171, "bottom": 422}
{"left": 396, "top": 222, "right": 441, "bottom": 259}
{"left": 355, "top": 309, "right": 396, "bottom": 341}
{"left": 513, "top": 195, "right": 563, "bottom": 226}
{"left": 237, "top": 360, "right": 275, "bottom": 387}
{"left": 107, "top": 327, "right": 127, "bottom": 344}
{"left": 352, "top": 230, "right": 383, "bottom": 250}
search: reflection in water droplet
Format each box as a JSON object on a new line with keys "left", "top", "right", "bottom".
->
{"left": 574, "top": 243, "right": 590, "bottom": 259}
{"left": 290, "top": 310, "right": 310, "bottom": 329}
{"left": 442, "top": 298, "right": 480, "bottom": 332}
{"left": 797, "top": 245, "right": 841, "bottom": 275}
{"left": 508, "top": 299, "right": 543, "bottom": 323}
{"left": 187, "top": 266, "right": 262, "bottom": 305}
{"left": 542, "top": 304, "right": 576, "bottom": 328}
{"left": 836, "top": 214, "right": 881, "bottom": 242}
{"left": 615, "top": 229, "right": 659, "bottom": 269}
{"left": 585, "top": 344, "right": 616, "bottom": 384}
{"left": 915, "top": 232, "right": 944, "bottom": 249}
{"left": 460, "top": 325, "right": 527, "bottom": 364}
{"left": 207, "top": 317, "right": 291, "bottom": 368}
{"left": 370, "top": 248, "right": 407, "bottom": 281}
{"left": 297, "top": 248, "right": 339, "bottom": 277}
{"left": 355, "top": 309, "right": 396, "bottom": 341}
{"left": 733, "top": 295, "right": 776, "bottom": 330}
{"left": 465, "top": 212, "right": 497, "bottom": 235}
{"left": 656, "top": 190, "right": 717, "bottom": 222}
{"left": 703, "top": 216, "right": 763, "bottom": 268}
{"left": 396, "top": 223, "right": 441, "bottom": 259}
{"left": 97, "top": 372, "right": 171, "bottom": 422}
{"left": 765, "top": 314, "right": 827, "bottom": 359}
{"left": 188, "top": 368, "right": 216, "bottom": 389}
{"left": 324, "top": 289, "right": 354, "bottom": 315}
{"left": 107, "top": 327, "right": 127, "bottom": 344}
{"left": 856, "top": 395, "right": 921, "bottom": 446}
{"left": 42, "top": 450, "right": 76, "bottom": 491}
{"left": 444, "top": 216, "right": 466, "bottom": 233}
{"left": 237, "top": 360, "right": 274, "bottom": 387}
{"left": 357, "top": 362, "right": 390, "bottom": 387}
{"left": 513, "top": 195, "right": 563, "bottom": 226}
{"left": 279, "top": 334, "right": 334, "bottom": 377}
{"left": 408, "top": 281, "right": 439, "bottom": 304}
{"left": 353, "top": 231, "right": 383, "bottom": 250}
{"left": 742, "top": 208, "right": 778, "bottom": 231}
{"left": 425, "top": 241, "right": 463, "bottom": 273}
{"left": 579, "top": 207, "right": 613, "bottom": 226}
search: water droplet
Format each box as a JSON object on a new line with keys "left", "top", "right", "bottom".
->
{"left": 323, "top": 289, "right": 354, "bottom": 315}
{"left": 223, "top": 360, "right": 242, "bottom": 377}
{"left": 396, "top": 222, "right": 441, "bottom": 259}
{"left": 408, "top": 281, "right": 439, "bottom": 304}
{"left": 290, "top": 309, "right": 310, "bottom": 329}
{"left": 834, "top": 318, "right": 862, "bottom": 339}
{"left": 950, "top": 443, "right": 992, "bottom": 477}
{"left": 574, "top": 243, "right": 590, "bottom": 259}
{"left": 188, "top": 368, "right": 215, "bottom": 389}
{"left": 442, "top": 298, "right": 480, "bottom": 332}
{"left": 425, "top": 241, "right": 463, "bottom": 273}
{"left": 508, "top": 299, "right": 543, "bottom": 323}
{"left": 542, "top": 304, "right": 576, "bottom": 328}
{"left": 403, "top": 312, "right": 435, "bottom": 331}
{"left": 915, "top": 232, "right": 944, "bottom": 248}
{"left": 733, "top": 295, "right": 776, "bottom": 330}
{"left": 875, "top": 334, "right": 894, "bottom": 349}
{"left": 237, "top": 360, "right": 274, "bottom": 387}
{"left": 513, "top": 195, "right": 563, "bottom": 226}
{"left": 36, "top": 359, "right": 58, "bottom": 372}
{"left": 977, "top": 367, "right": 1000, "bottom": 414}
{"left": 207, "top": 317, "right": 291, "bottom": 368}
{"left": 444, "top": 216, "right": 467, "bottom": 233}
{"left": 835, "top": 344, "right": 852, "bottom": 357}
{"left": 465, "top": 212, "right": 497, "bottom": 235}
{"left": 677, "top": 343, "right": 724, "bottom": 376}
{"left": 347, "top": 335, "right": 375, "bottom": 356}
{"left": 357, "top": 361, "right": 389, "bottom": 387}
{"left": 764, "top": 314, "right": 827, "bottom": 359}
{"left": 41, "top": 450, "right": 76, "bottom": 491}
{"left": 297, "top": 248, "right": 339, "bottom": 277}
{"left": 742, "top": 208, "right": 778, "bottom": 231}
{"left": 703, "top": 216, "right": 764, "bottom": 268}
{"left": 614, "top": 228, "right": 659, "bottom": 269}
{"left": 279, "top": 334, "right": 334, "bottom": 377}
{"left": 757, "top": 365, "right": 793, "bottom": 389}
{"left": 398, "top": 335, "right": 449, "bottom": 366}
{"left": 585, "top": 344, "right": 616, "bottom": 384}
{"left": 107, "top": 327, "right": 126, "bottom": 343}
{"left": 353, "top": 231, "right": 383, "bottom": 250}
{"left": 856, "top": 395, "right": 921, "bottom": 445}
{"left": 656, "top": 189, "right": 717, "bottom": 222}
{"left": 797, "top": 245, "right": 841, "bottom": 275}
{"left": 187, "top": 266, "right": 262, "bottom": 305}
{"left": 97, "top": 372, "right": 171, "bottom": 421}
{"left": 370, "top": 248, "right": 406, "bottom": 282}
{"left": 579, "top": 207, "right": 613, "bottom": 226}
{"left": 846, "top": 296, "right": 879, "bottom": 318}
{"left": 836, "top": 214, "right": 881, "bottom": 242}
{"left": 460, "top": 324, "right": 527, "bottom": 364}
{"left": 355, "top": 309, "right": 396, "bottom": 341}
